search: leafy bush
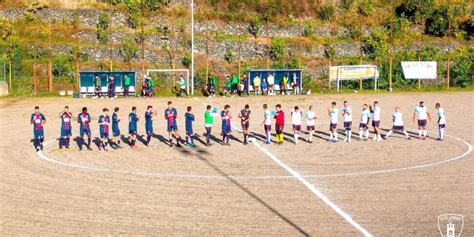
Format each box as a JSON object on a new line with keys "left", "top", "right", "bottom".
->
{"left": 382, "top": 16, "right": 410, "bottom": 39}
{"left": 224, "top": 48, "right": 235, "bottom": 63}
{"left": 424, "top": 6, "right": 449, "bottom": 36}
{"left": 324, "top": 43, "right": 336, "bottom": 59}
{"left": 451, "top": 47, "right": 473, "bottom": 88}
{"left": 181, "top": 54, "right": 192, "bottom": 68}
{"left": 340, "top": 0, "right": 355, "bottom": 11}
{"left": 52, "top": 55, "right": 72, "bottom": 77}
{"left": 357, "top": 0, "right": 373, "bottom": 17}
{"left": 96, "top": 12, "right": 110, "bottom": 45}
{"left": 318, "top": 5, "right": 335, "bottom": 21}
{"left": 269, "top": 38, "right": 286, "bottom": 61}
{"left": 118, "top": 36, "right": 138, "bottom": 69}
{"left": 363, "top": 27, "right": 389, "bottom": 60}
{"left": 248, "top": 16, "right": 262, "bottom": 38}
{"left": 395, "top": 0, "right": 435, "bottom": 24}
{"left": 23, "top": 11, "right": 36, "bottom": 22}
{"left": 302, "top": 22, "right": 315, "bottom": 37}
{"left": 425, "top": 4, "right": 468, "bottom": 37}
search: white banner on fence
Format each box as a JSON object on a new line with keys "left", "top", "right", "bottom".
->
{"left": 401, "top": 61, "right": 437, "bottom": 79}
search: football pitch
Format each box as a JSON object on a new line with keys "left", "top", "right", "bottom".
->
{"left": 1, "top": 92, "right": 473, "bottom": 236}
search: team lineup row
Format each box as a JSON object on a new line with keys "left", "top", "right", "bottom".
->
{"left": 30, "top": 101, "right": 447, "bottom": 152}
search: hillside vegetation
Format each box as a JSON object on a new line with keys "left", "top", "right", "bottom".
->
{"left": 0, "top": 0, "right": 472, "bottom": 95}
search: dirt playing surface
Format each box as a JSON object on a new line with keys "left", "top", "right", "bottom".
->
{"left": 1, "top": 92, "right": 473, "bottom": 236}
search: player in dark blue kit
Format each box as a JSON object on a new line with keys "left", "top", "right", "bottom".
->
{"left": 77, "top": 107, "right": 92, "bottom": 150}
{"left": 164, "top": 101, "right": 182, "bottom": 147}
{"left": 145, "top": 105, "right": 155, "bottom": 146}
{"left": 111, "top": 107, "right": 121, "bottom": 148}
{"left": 184, "top": 106, "right": 195, "bottom": 147}
{"left": 31, "top": 106, "right": 46, "bottom": 151}
{"left": 59, "top": 106, "right": 73, "bottom": 151}
{"left": 98, "top": 108, "right": 111, "bottom": 151}
{"left": 128, "top": 106, "right": 139, "bottom": 149}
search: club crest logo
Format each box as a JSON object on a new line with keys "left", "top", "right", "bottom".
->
{"left": 438, "top": 214, "right": 464, "bottom": 237}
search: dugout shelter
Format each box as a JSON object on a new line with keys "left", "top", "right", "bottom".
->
{"left": 247, "top": 69, "right": 303, "bottom": 94}
{"left": 79, "top": 71, "right": 136, "bottom": 96}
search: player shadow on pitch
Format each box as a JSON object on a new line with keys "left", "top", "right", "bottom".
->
{"left": 121, "top": 135, "right": 131, "bottom": 146}
{"left": 195, "top": 133, "right": 225, "bottom": 145}
{"left": 92, "top": 137, "right": 102, "bottom": 149}
{"left": 380, "top": 128, "right": 437, "bottom": 140}
{"left": 187, "top": 150, "right": 310, "bottom": 236}
{"left": 151, "top": 133, "right": 172, "bottom": 146}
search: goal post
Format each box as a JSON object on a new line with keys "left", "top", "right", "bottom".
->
{"left": 146, "top": 69, "right": 191, "bottom": 95}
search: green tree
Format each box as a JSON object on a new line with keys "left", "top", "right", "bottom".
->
{"left": 363, "top": 27, "right": 389, "bottom": 60}
{"left": 96, "top": 12, "right": 110, "bottom": 45}
{"left": 52, "top": 55, "right": 73, "bottom": 77}
{"left": 269, "top": 38, "right": 286, "bottom": 62}
{"left": 118, "top": 36, "right": 138, "bottom": 70}
{"left": 395, "top": 0, "right": 435, "bottom": 24}
{"left": 451, "top": 48, "right": 473, "bottom": 88}
{"left": 181, "top": 54, "right": 192, "bottom": 68}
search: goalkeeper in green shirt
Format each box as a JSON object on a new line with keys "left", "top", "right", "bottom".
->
{"left": 204, "top": 105, "right": 219, "bottom": 146}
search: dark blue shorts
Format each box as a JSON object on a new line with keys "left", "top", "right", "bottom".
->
{"left": 80, "top": 127, "right": 91, "bottom": 136}
{"left": 100, "top": 132, "right": 109, "bottom": 139}
{"left": 113, "top": 128, "right": 120, "bottom": 137}
{"left": 61, "top": 129, "right": 72, "bottom": 137}
{"left": 167, "top": 123, "right": 178, "bottom": 132}
{"left": 33, "top": 129, "right": 44, "bottom": 139}
{"left": 129, "top": 129, "right": 137, "bottom": 135}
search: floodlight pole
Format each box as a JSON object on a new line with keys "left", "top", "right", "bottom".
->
{"left": 191, "top": 0, "right": 195, "bottom": 95}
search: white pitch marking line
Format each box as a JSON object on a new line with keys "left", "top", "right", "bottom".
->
{"left": 194, "top": 98, "right": 372, "bottom": 236}
{"left": 35, "top": 134, "right": 472, "bottom": 180}
{"left": 251, "top": 132, "right": 373, "bottom": 236}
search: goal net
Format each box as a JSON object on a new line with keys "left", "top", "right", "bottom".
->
{"left": 146, "top": 69, "right": 191, "bottom": 95}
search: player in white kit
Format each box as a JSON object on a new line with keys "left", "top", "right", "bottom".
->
{"left": 359, "top": 104, "right": 371, "bottom": 141}
{"left": 413, "top": 101, "right": 431, "bottom": 140}
{"left": 262, "top": 104, "right": 272, "bottom": 144}
{"left": 435, "top": 103, "right": 446, "bottom": 141}
{"left": 306, "top": 106, "right": 316, "bottom": 143}
{"left": 327, "top": 102, "right": 338, "bottom": 143}
{"left": 370, "top": 101, "right": 383, "bottom": 141}
{"left": 291, "top": 106, "right": 303, "bottom": 144}
{"left": 385, "top": 107, "right": 410, "bottom": 139}
{"left": 341, "top": 101, "right": 353, "bottom": 142}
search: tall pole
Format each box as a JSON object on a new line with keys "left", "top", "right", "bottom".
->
{"left": 266, "top": 20, "right": 270, "bottom": 69}
{"left": 359, "top": 14, "right": 363, "bottom": 91}
{"left": 48, "top": 16, "right": 53, "bottom": 92}
{"left": 238, "top": 25, "right": 242, "bottom": 79}
{"left": 109, "top": 2, "right": 113, "bottom": 72}
{"left": 140, "top": 6, "right": 145, "bottom": 82}
{"left": 205, "top": 28, "right": 209, "bottom": 83}
{"left": 191, "top": 0, "right": 194, "bottom": 95}
{"left": 389, "top": 0, "right": 393, "bottom": 92}
{"left": 75, "top": 9, "right": 80, "bottom": 92}
{"left": 446, "top": 14, "right": 451, "bottom": 88}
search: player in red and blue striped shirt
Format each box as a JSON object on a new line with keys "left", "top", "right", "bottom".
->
{"left": 59, "top": 106, "right": 73, "bottom": 151}
{"left": 31, "top": 106, "right": 46, "bottom": 151}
